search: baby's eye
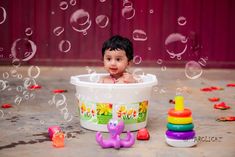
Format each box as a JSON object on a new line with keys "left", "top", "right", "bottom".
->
{"left": 106, "top": 58, "right": 111, "bottom": 61}
{"left": 116, "top": 58, "right": 122, "bottom": 62}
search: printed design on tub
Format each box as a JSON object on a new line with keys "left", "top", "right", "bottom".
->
{"left": 78, "top": 98, "right": 148, "bottom": 125}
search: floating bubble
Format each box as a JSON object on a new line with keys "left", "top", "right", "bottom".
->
{"left": 9, "top": 54, "right": 13, "bottom": 58}
{"left": 59, "top": 1, "right": 68, "bottom": 10}
{"left": 12, "top": 58, "right": 21, "bottom": 68}
{"left": 51, "top": 11, "right": 55, "bottom": 15}
{"left": 15, "top": 96, "right": 22, "bottom": 105}
{"left": 23, "top": 77, "right": 37, "bottom": 89}
{"left": 133, "top": 29, "right": 147, "bottom": 41}
{"left": 149, "top": 9, "right": 154, "bottom": 14}
{"left": 133, "top": 55, "right": 142, "bottom": 65}
{"left": 122, "top": 6, "right": 135, "bottom": 20}
{"left": 70, "top": 9, "right": 92, "bottom": 34}
{"left": 185, "top": 61, "right": 202, "bottom": 79}
{"left": 58, "top": 40, "right": 71, "bottom": 53}
{"left": 198, "top": 57, "right": 208, "bottom": 67}
{"left": 28, "top": 65, "right": 40, "bottom": 79}
{"left": 161, "top": 66, "right": 167, "bottom": 71}
{"left": 159, "top": 88, "right": 166, "bottom": 94}
{"left": 30, "top": 93, "right": 35, "bottom": 99}
{"left": 177, "top": 16, "right": 187, "bottom": 26}
{"left": 17, "top": 74, "right": 22, "bottom": 79}
{"left": 2, "top": 72, "right": 9, "bottom": 79}
{"left": 132, "top": 68, "right": 145, "bottom": 82}
{"left": 16, "top": 86, "right": 23, "bottom": 92}
{"left": 48, "top": 100, "right": 53, "bottom": 105}
{"left": 100, "top": 0, "right": 106, "bottom": 2}
{"left": 10, "top": 68, "right": 18, "bottom": 77}
{"left": 70, "top": 0, "right": 77, "bottom": 6}
{"left": 11, "top": 38, "right": 37, "bottom": 61}
{"left": 148, "top": 47, "right": 151, "bottom": 51}
{"left": 85, "top": 66, "right": 96, "bottom": 74}
{"left": 95, "top": 15, "right": 109, "bottom": 28}
{"left": 123, "top": 0, "right": 133, "bottom": 8}
{"left": 53, "top": 26, "right": 64, "bottom": 36}
{"left": 165, "top": 33, "right": 187, "bottom": 59}
{"left": 25, "top": 27, "right": 33, "bottom": 36}
{"left": 157, "top": 59, "right": 163, "bottom": 64}
{"left": 52, "top": 93, "right": 67, "bottom": 107}
{"left": 24, "top": 94, "right": 30, "bottom": 100}
{"left": 0, "top": 110, "right": 4, "bottom": 118}
{"left": 89, "top": 72, "right": 100, "bottom": 83}
{"left": 0, "top": 80, "right": 7, "bottom": 91}
{"left": 0, "top": 7, "right": 7, "bottom": 25}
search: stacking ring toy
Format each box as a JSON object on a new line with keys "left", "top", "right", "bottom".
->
{"left": 165, "top": 130, "right": 195, "bottom": 140}
{"left": 165, "top": 135, "right": 197, "bottom": 147}
{"left": 167, "top": 123, "right": 194, "bottom": 132}
{"left": 167, "top": 116, "right": 192, "bottom": 124}
{"left": 168, "top": 108, "right": 192, "bottom": 117}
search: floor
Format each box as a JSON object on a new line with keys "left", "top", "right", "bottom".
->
{"left": 0, "top": 66, "right": 235, "bottom": 157}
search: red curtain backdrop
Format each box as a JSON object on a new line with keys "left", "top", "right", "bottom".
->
{"left": 0, "top": 0, "right": 235, "bottom": 68}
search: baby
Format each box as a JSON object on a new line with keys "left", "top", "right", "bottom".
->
{"left": 99, "top": 35, "right": 137, "bottom": 84}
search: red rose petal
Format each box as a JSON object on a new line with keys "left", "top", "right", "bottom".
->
{"left": 28, "top": 85, "right": 41, "bottom": 90}
{"left": 1, "top": 104, "right": 12, "bottom": 108}
{"left": 53, "top": 89, "right": 67, "bottom": 93}
{"left": 208, "top": 97, "right": 220, "bottom": 102}
{"left": 137, "top": 128, "right": 150, "bottom": 140}
{"left": 226, "top": 117, "right": 235, "bottom": 121}
{"left": 214, "top": 102, "right": 230, "bottom": 110}
{"left": 216, "top": 116, "right": 235, "bottom": 122}
{"left": 201, "top": 87, "right": 212, "bottom": 92}
{"left": 227, "top": 84, "right": 235, "bottom": 87}
{"left": 210, "top": 86, "right": 224, "bottom": 90}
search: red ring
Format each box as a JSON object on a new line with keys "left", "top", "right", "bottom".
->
{"left": 168, "top": 108, "right": 192, "bottom": 117}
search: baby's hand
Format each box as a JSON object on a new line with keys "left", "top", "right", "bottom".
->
{"left": 123, "top": 73, "right": 137, "bottom": 83}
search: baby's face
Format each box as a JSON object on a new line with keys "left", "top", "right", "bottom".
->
{"left": 103, "top": 49, "right": 129, "bottom": 76}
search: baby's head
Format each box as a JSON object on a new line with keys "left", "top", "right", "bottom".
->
{"left": 101, "top": 35, "right": 134, "bottom": 77}
{"left": 102, "top": 35, "right": 133, "bottom": 61}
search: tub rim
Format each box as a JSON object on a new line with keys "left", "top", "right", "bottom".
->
{"left": 70, "top": 73, "right": 158, "bottom": 88}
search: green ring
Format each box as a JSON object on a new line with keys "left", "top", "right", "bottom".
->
{"left": 167, "top": 123, "right": 194, "bottom": 132}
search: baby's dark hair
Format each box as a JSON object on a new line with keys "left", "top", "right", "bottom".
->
{"left": 102, "top": 35, "right": 133, "bottom": 61}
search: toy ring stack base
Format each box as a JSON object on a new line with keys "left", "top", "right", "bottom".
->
{"left": 165, "top": 135, "right": 197, "bottom": 148}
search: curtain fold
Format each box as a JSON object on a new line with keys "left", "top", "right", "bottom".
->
{"left": 0, "top": 0, "right": 235, "bottom": 67}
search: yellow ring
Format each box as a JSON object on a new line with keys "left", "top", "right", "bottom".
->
{"left": 167, "top": 116, "right": 193, "bottom": 124}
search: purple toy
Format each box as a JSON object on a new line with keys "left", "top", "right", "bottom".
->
{"left": 96, "top": 119, "right": 135, "bottom": 149}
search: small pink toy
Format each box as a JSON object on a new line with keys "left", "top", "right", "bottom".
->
{"left": 48, "top": 126, "right": 62, "bottom": 140}
{"left": 96, "top": 119, "right": 135, "bottom": 149}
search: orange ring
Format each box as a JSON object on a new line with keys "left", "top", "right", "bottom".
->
{"left": 168, "top": 108, "right": 192, "bottom": 117}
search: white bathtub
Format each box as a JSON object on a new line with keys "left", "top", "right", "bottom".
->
{"left": 70, "top": 73, "right": 157, "bottom": 132}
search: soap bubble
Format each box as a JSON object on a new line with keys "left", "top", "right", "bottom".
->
{"left": 70, "top": 9, "right": 92, "bottom": 35}
{"left": 185, "top": 61, "right": 202, "bottom": 79}
{"left": 0, "top": 7, "right": 7, "bottom": 25}
{"left": 177, "top": 16, "right": 187, "bottom": 26}
{"left": 59, "top": 1, "right": 68, "bottom": 10}
{"left": 165, "top": 33, "right": 187, "bottom": 59}
{"left": 133, "top": 29, "right": 147, "bottom": 41}
{"left": 11, "top": 38, "right": 37, "bottom": 61}
{"left": 95, "top": 15, "right": 109, "bottom": 28}
{"left": 133, "top": 55, "right": 142, "bottom": 65}
{"left": 53, "top": 26, "right": 64, "bottom": 36}
{"left": 58, "top": 40, "right": 71, "bottom": 53}
{"left": 25, "top": 27, "right": 33, "bottom": 36}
